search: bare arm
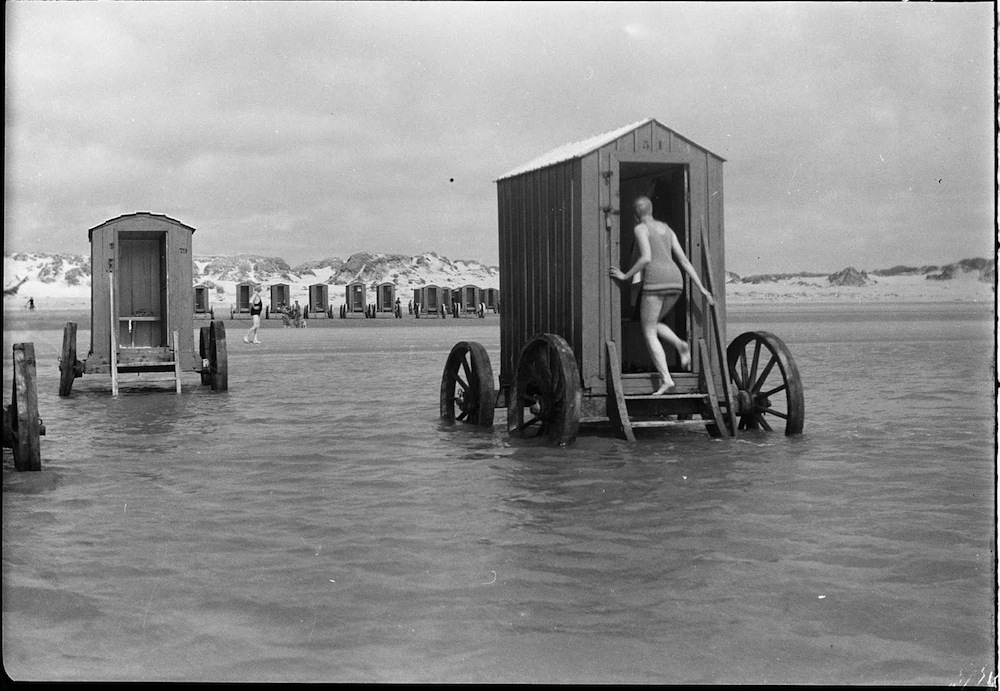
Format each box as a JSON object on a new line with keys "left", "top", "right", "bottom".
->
{"left": 609, "top": 225, "right": 651, "bottom": 282}
{"left": 671, "top": 232, "right": 715, "bottom": 305}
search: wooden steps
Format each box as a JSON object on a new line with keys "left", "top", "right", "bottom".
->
{"left": 604, "top": 339, "right": 734, "bottom": 442}
{"left": 623, "top": 393, "right": 706, "bottom": 402}
{"left": 111, "top": 330, "right": 183, "bottom": 395}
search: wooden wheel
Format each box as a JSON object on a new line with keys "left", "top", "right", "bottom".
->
{"left": 727, "top": 331, "right": 804, "bottom": 435}
{"left": 440, "top": 341, "right": 495, "bottom": 427}
{"left": 11, "top": 343, "right": 42, "bottom": 471}
{"left": 507, "top": 333, "right": 582, "bottom": 445}
{"left": 199, "top": 326, "right": 212, "bottom": 385}
{"left": 209, "top": 321, "right": 228, "bottom": 391}
{"left": 58, "top": 322, "right": 78, "bottom": 397}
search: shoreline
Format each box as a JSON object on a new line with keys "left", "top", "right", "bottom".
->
{"left": 3, "top": 297, "right": 992, "bottom": 334}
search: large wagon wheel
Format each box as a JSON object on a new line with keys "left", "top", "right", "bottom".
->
{"left": 440, "top": 341, "right": 495, "bottom": 427}
{"left": 58, "top": 322, "right": 79, "bottom": 397}
{"left": 507, "top": 333, "right": 581, "bottom": 445}
{"left": 209, "top": 321, "right": 229, "bottom": 391}
{"left": 726, "top": 331, "right": 804, "bottom": 435}
{"left": 199, "top": 326, "right": 212, "bottom": 386}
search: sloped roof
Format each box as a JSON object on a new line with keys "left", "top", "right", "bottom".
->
{"left": 88, "top": 212, "right": 195, "bottom": 241}
{"left": 496, "top": 117, "right": 722, "bottom": 181}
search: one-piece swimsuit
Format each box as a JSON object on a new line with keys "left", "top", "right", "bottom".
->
{"left": 642, "top": 225, "right": 683, "bottom": 294}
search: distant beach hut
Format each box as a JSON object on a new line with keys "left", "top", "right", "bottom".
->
{"left": 232, "top": 281, "right": 255, "bottom": 319}
{"left": 345, "top": 281, "right": 366, "bottom": 314}
{"left": 484, "top": 287, "right": 499, "bottom": 313}
{"left": 376, "top": 282, "right": 396, "bottom": 314}
{"left": 457, "top": 284, "right": 480, "bottom": 314}
{"left": 306, "top": 283, "right": 331, "bottom": 319}
{"left": 194, "top": 284, "right": 214, "bottom": 320}
{"left": 267, "top": 283, "right": 290, "bottom": 318}
{"left": 415, "top": 285, "right": 449, "bottom": 316}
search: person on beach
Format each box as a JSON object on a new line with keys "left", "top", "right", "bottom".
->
{"left": 244, "top": 287, "right": 263, "bottom": 344}
{"left": 609, "top": 196, "right": 714, "bottom": 395}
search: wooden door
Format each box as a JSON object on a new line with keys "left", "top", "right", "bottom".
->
{"left": 117, "top": 233, "right": 166, "bottom": 347}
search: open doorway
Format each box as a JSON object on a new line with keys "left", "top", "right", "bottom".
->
{"left": 117, "top": 231, "right": 167, "bottom": 348}
{"left": 618, "top": 162, "right": 689, "bottom": 373}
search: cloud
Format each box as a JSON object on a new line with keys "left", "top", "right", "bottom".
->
{"left": 4, "top": 2, "right": 994, "bottom": 274}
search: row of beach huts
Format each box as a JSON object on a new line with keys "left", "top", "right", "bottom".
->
{"left": 193, "top": 281, "right": 499, "bottom": 320}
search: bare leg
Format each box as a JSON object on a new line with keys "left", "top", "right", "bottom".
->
{"left": 654, "top": 324, "right": 690, "bottom": 369}
{"left": 655, "top": 291, "right": 690, "bottom": 369}
{"left": 245, "top": 315, "right": 261, "bottom": 343}
{"left": 640, "top": 293, "right": 674, "bottom": 394}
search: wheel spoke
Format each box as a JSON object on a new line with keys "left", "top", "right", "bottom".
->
{"left": 749, "top": 340, "right": 762, "bottom": 385}
{"left": 752, "top": 355, "right": 777, "bottom": 393}
{"left": 456, "top": 410, "right": 469, "bottom": 421}
{"left": 454, "top": 374, "right": 469, "bottom": 392}
{"left": 755, "top": 412, "right": 772, "bottom": 431}
{"left": 762, "top": 408, "right": 789, "bottom": 420}
{"left": 461, "top": 356, "right": 472, "bottom": 382}
{"left": 732, "top": 351, "right": 748, "bottom": 390}
{"left": 739, "top": 350, "right": 750, "bottom": 388}
{"left": 760, "top": 382, "right": 787, "bottom": 398}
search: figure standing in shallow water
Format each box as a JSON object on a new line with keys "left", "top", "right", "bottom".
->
{"left": 610, "top": 196, "right": 714, "bottom": 394}
{"left": 244, "top": 287, "right": 263, "bottom": 344}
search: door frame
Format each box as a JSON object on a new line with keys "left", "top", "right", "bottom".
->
{"left": 606, "top": 152, "right": 697, "bottom": 355}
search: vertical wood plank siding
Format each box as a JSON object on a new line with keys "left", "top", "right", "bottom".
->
{"left": 168, "top": 225, "right": 196, "bottom": 369}
{"left": 498, "top": 161, "right": 580, "bottom": 389}
{"left": 89, "top": 227, "right": 111, "bottom": 361}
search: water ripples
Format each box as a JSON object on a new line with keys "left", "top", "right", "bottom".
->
{"left": 2, "top": 304, "right": 994, "bottom": 683}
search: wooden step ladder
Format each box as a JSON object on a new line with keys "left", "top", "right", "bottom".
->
{"left": 605, "top": 339, "right": 733, "bottom": 442}
{"left": 108, "top": 273, "right": 183, "bottom": 396}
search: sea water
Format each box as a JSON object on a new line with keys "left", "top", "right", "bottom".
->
{"left": 2, "top": 302, "right": 995, "bottom": 684}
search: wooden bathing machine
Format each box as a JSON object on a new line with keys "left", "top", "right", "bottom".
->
{"left": 194, "top": 285, "right": 214, "bottom": 320}
{"left": 376, "top": 282, "right": 396, "bottom": 313}
{"left": 231, "top": 281, "right": 255, "bottom": 319}
{"left": 484, "top": 288, "right": 499, "bottom": 313}
{"left": 439, "top": 118, "right": 804, "bottom": 443}
{"left": 456, "top": 285, "right": 481, "bottom": 313}
{"left": 58, "top": 212, "right": 228, "bottom": 395}
{"left": 498, "top": 118, "right": 727, "bottom": 404}
{"left": 306, "top": 283, "right": 331, "bottom": 318}
{"left": 267, "top": 283, "right": 290, "bottom": 318}
{"left": 414, "top": 285, "right": 448, "bottom": 315}
{"left": 345, "top": 282, "right": 366, "bottom": 313}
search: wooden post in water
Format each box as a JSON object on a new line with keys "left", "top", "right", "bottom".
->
{"left": 11, "top": 343, "right": 42, "bottom": 471}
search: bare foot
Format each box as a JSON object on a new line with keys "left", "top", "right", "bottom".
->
{"left": 679, "top": 343, "right": 691, "bottom": 370}
{"left": 653, "top": 381, "right": 676, "bottom": 395}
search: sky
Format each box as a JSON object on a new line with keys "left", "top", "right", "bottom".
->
{"left": 4, "top": 1, "right": 995, "bottom": 275}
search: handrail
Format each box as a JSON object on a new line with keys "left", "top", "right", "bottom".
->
{"left": 699, "top": 217, "right": 737, "bottom": 436}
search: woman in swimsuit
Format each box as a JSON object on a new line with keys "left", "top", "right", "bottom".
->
{"left": 244, "top": 287, "right": 264, "bottom": 344}
{"left": 609, "top": 196, "right": 714, "bottom": 394}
